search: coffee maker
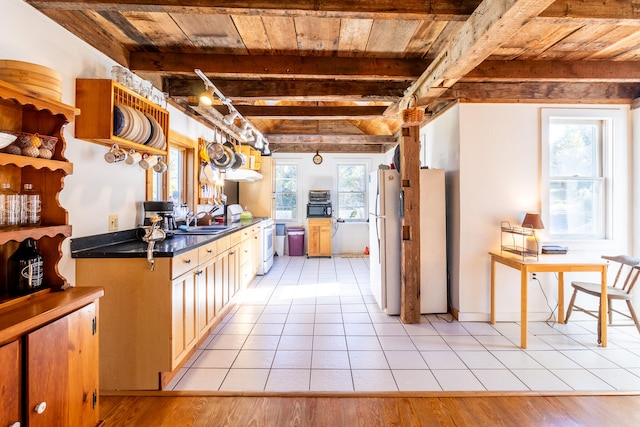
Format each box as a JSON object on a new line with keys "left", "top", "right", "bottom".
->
{"left": 143, "top": 201, "right": 177, "bottom": 238}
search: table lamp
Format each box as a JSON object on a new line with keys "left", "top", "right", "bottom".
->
{"left": 522, "top": 213, "right": 544, "bottom": 254}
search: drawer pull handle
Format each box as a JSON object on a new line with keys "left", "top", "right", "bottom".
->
{"left": 207, "top": 249, "right": 213, "bottom": 253}
{"left": 184, "top": 259, "right": 191, "bottom": 264}
{"left": 34, "top": 402, "right": 47, "bottom": 415}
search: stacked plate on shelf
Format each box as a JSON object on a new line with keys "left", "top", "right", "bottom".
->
{"left": 113, "top": 104, "right": 166, "bottom": 149}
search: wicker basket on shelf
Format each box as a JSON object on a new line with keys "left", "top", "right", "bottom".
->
{"left": 401, "top": 95, "right": 424, "bottom": 128}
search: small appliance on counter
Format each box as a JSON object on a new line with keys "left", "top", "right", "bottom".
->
{"left": 307, "top": 189, "right": 332, "bottom": 218}
{"left": 143, "top": 200, "right": 177, "bottom": 238}
{"left": 226, "top": 204, "right": 244, "bottom": 223}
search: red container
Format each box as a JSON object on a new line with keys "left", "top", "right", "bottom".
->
{"left": 287, "top": 227, "right": 305, "bottom": 256}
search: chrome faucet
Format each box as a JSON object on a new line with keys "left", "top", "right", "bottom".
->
{"left": 184, "top": 210, "right": 211, "bottom": 228}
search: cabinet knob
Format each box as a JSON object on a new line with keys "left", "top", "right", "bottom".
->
{"left": 207, "top": 249, "right": 213, "bottom": 253}
{"left": 184, "top": 259, "right": 191, "bottom": 264}
{"left": 34, "top": 401, "right": 47, "bottom": 414}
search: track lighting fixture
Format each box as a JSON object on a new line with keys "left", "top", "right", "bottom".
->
{"left": 199, "top": 85, "right": 214, "bottom": 106}
{"left": 223, "top": 110, "right": 239, "bottom": 125}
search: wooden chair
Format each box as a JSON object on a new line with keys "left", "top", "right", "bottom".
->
{"left": 565, "top": 255, "right": 640, "bottom": 344}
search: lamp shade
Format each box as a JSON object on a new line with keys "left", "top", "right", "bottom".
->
{"left": 522, "top": 213, "right": 544, "bottom": 229}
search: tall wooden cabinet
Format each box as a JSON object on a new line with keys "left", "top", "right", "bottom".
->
{"left": 307, "top": 218, "right": 332, "bottom": 258}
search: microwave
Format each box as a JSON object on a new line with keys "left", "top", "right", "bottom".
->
{"left": 307, "top": 203, "right": 332, "bottom": 218}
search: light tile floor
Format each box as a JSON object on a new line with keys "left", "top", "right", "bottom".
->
{"left": 166, "top": 255, "right": 640, "bottom": 392}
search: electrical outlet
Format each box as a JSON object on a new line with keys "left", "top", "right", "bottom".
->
{"left": 531, "top": 273, "right": 537, "bottom": 280}
{"left": 108, "top": 214, "right": 119, "bottom": 231}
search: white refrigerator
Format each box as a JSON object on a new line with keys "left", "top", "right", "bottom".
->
{"left": 369, "top": 168, "right": 447, "bottom": 315}
{"left": 369, "top": 169, "right": 402, "bottom": 315}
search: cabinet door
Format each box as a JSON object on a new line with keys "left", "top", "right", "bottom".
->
{"left": 214, "top": 254, "right": 225, "bottom": 314}
{"left": 172, "top": 272, "right": 197, "bottom": 368}
{"left": 67, "top": 302, "right": 99, "bottom": 427}
{"left": 227, "top": 245, "right": 239, "bottom": 298}
{"left": 319, "top": 222, "right": 332, "bottom": 256}
{"left": 0, "top": 340, "right": 21, "bottom": 427}
{"left": 26, "top": 302, "right": 98, "bottom": 427}
{"left": 308, "top": 223, "right": 320, "bottom": 256}
{"left": 26, "top": 310, "right": 68, "bottom": 427}
{"left": 196, "top": 259, "right": 217, "bottom": 339}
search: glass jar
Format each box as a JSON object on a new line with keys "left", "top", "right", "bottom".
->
{"left": 0, "top": 182, "right": 20, "bottom": 228}
{"left": 20, "top": 183, "right": 41, "bottom": 226}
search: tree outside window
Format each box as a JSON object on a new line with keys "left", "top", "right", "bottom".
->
{"left": 275, "top": 163, "right": 298, "bottom": 220}
{"left": 337, "top": 164, "right": 367, "bottom": 221}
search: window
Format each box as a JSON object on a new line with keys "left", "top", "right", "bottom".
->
{"left": 337, "top": 163, "right": 367, "bottom": 220}
{"left": 542, "top": 109, "right": 617, "bottom": 241}
{"left": 168, "top": 146, "right": 185, "bottom": 205}
{"left": 275, "top": 163, "right": 298, "bottom": 220}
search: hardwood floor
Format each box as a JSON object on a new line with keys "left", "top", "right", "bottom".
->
{"left": 100, "top": 392, "right": 640, "bottom": 426}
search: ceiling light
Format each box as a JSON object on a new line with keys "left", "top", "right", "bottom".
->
{"left": 199, "top": 85, "right": 214, "bottom": 106}
{"left": 254, "top": 135, "right": 264, "bottom": 149}
{"left": 223, "top": 110, "right": 239, "bottom": 125}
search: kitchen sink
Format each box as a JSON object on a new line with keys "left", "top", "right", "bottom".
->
{"left": 173, "top": 225, "right": 232, "bottom": 235}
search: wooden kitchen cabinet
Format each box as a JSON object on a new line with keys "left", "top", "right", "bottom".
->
{"left": 171, "top": 269, "right": 198, "bottom": 368}
{"left": 240, "top": 225, "right": 261, "bottom": 288}
{"left": 0, "top": 340, "right": 20, "bottom": 427}
{"left": 239, "top": 157, "right": 274, "bottom": 218}
{"left": 0, "top": 288, "right": 103, "bottom": 427}
{"left": 0, "top": 79, "right": 78, "bottom": 297}
{"left": 307, "top": 218, "right": 332, "bottom": 258}
{"left": 74, "top": 228, "right": 253, "bottom": 390}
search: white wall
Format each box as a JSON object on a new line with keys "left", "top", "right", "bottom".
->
{"left": 272, "top": 151, "right": 388, "bottom": 255}
{"left": 423, "top": 103, "right": 633, "bottom": 321}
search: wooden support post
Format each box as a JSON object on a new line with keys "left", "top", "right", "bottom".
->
{"left": 400, "top": 126, "right": 421, "bottom": 324}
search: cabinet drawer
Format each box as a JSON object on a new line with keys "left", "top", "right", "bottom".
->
{"left": 230, "top": 230, "right": 242, "bottom": 246}
{"left": 216, "top": 235, "right": 230, "bottom": 251}
{"left": 198, "top": 241, "right": 218, "bottom": 263}
{"left": 172, "top": 250, "right": 198, "bottom": 278}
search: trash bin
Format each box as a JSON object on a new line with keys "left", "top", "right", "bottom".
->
{"left": 287, "top": 227, "right": 305, "bottom": 256}
{"left": 275, "top": 223, "right": 286, "bottom": 256}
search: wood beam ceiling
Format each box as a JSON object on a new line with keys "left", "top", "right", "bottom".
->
{"left": 131, "top": 54, "right": 428, "bottom": 81}
{"left": 26, "top": 0, "right": 479, "bottom": 19}
{"left": 210, "top": 105, "right": 390, "bottom": 120}
{"left": 165, "top": 78, "right": 407, "bottom": 102}
{"left": 397, "top": 0, "right": 557, "bottom": 112}
{"left": 463, "top": 60, "right": 640, "bottom": 83}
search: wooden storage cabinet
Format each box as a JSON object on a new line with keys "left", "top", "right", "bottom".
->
{"left": 0, "top": 80, "right": 78, "bottom": 296}
{"left": 74, "top": 79, "right": 168, "bottom": 155}
{"left": 0, "top": 288, "right": 103, "bottom": 427}
{"left": 308, "top": 218, "right": 332, "bottom": 258}
{"left": 75, "top": 228, "right": 252, "bottom": 390}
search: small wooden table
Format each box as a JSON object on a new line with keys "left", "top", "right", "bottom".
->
{"left": 489, "top": 251, "right": 608, "bottom": 348}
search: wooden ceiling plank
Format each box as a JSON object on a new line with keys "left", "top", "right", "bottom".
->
{"left": 540, "top": 0, "right": 640, "bottom": 21}
{"left": 444, "top": 82, "right": 640, "bottom": 103}
{"left": 166, "top": 78, "right": 408, "bottom": 101}
{"left": 263, "top": 16, "right": 298, "bottom": 53}
{"left": 365, "top": 19, "right": 421, "bottom": 58}
{"left": 495, "top": 21, "right": 584, "bottom": 61}
{"left": 294, "top": 16, "right": 341, "bottom": 56}
{"left": 26, "top": 0, "right": 479, "bottom": 20}
{"left": 338, "top": 18, "right": 374, "bottom": 57}
{"left": 407, "top": 0, "right": 558, "bottom": 108}
{"left": 463, "top": 60, "right": 640, "bottom": 82}
{"left": 171, "top": 13, "right": 247, "bottom": 52}
{"left": 585, "top": 28, "right": 640, "bottom": 60}
{"left": 123, "top": 11, "right": 192, "bottom": 50}
{"left": 404, "top": 21, "right": 449, "bottom": 58}
{"left": 130, "top": 53, "right": 428, "bottom": 80}
{"left": 532, "top": 22, "right": 618, "bottom": 60}
{"left": 232, "top": 15, "right": 271, "bottom": 54}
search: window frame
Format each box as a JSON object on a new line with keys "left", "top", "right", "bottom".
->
{"left": 541, "top": 108, "right": 627, "bottom": 251}
{"left": 274, "top": 161, "right": 299, "bottom": 222}
{"left": 336, "top": 162, "right": 368, "bottom": 222}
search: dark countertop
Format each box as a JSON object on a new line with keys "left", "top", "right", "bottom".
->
{"left": 70, "top": 218, "right": 264, "bottom": 258}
